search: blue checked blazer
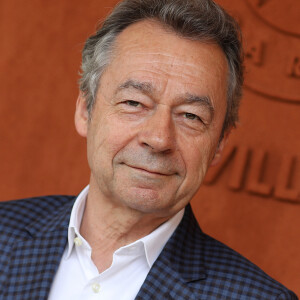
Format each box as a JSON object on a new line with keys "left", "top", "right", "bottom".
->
{"left": 0, "top": 195, "right": 298, "bottom": 299}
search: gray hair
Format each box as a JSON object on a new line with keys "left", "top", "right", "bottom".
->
{"left": 79, "top": 0, "right": 243, "bottom": 137}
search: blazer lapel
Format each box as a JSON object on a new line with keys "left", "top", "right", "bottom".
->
{"left": 3, "top": 199, "right": 74, "bottom": 300}
{"left": 135, "top": 256, "right": 199, "bottom": 300}
{"left": 135, "top": 205, "right": 207, "bottom": 300}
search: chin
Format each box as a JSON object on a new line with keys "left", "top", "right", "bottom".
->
{"left": 118, "top": 187, "right": 174, "bottom": 215}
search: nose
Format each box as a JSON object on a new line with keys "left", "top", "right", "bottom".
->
{"left": 138, "top": 106, "right": 176, "bottom": 153}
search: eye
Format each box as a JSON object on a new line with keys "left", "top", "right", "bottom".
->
{"left": 125, "top": 100, "right": 140, "bottom": 107}
{"left": 184, "top": 112, "right": 202, "bottom": 122}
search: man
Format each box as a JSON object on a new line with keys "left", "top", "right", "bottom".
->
{"left": 0, "top": 0, "right": 297, "bottom": 299}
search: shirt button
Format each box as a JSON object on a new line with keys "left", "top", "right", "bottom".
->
{"left": 74, "top": 237, "right": 83, "bottom": 246}
{"left": 92, "top": 283, "right": 100, "bottom": 293}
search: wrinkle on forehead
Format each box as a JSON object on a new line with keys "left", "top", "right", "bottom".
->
{"left": 112, "top": 26, "right": 228, "bottom": 85}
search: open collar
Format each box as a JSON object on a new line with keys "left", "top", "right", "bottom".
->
{"left": 65, "top": 185, "right": 185, "bottom": 269}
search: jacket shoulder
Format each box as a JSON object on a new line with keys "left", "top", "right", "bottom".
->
{"left": 0, "top": 195, "right": 75, "bottom": 236}
{"left": 200, "top": 232, "right": 298, "bottom": 299}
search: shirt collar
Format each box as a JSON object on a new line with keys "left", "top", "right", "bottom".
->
{"left": 66, "top": 185, "right": 184, "bottom": 267}
{"left": 66, "top": 185, "right": 89, "bottom": 258}
{"left": 139, "top": 208, "right": 184, "bottom": 267}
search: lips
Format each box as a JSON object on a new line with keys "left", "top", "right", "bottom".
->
{"left": 124, "top": 163, "right": 173, "bottom": 176}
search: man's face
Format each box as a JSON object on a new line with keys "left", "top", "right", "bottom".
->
{"left": 75, "top": 20, "right": 228, "bottom": 218}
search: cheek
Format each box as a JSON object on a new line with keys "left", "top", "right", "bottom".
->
{"left": 180, "top": 133, "right": 217, "bottom": 181}
{"left": 88, "top": 116, "right": 138, "bottom": 165}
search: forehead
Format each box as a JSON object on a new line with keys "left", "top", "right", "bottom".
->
{"left": 104, "top": 20, "right": 228, "bottom": 106}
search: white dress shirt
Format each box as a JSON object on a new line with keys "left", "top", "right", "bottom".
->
{"left": 48, "top": 186, "right": 184, "bottom": 300}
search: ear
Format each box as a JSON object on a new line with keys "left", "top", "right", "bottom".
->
{"left": 74, "top": 92, "right": 89, "bottom": 137}
{"left": 210, "top": 129, "right": 231, "bottom": 166}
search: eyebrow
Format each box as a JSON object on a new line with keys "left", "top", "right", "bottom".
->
{"left": 117, "top": 80, "right": 154, "bottom": 95}
{"left": 116, "top": 79, "right": 214, "bottom": 115}
{"left": 183, "top": 93, "right": 215, "bottom": 115}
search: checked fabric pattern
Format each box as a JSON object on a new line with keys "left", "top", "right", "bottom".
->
{"left": 0, "top": 195, "right": 75, "bottom": 299}
{"left": 0, "top": 195, "right": 298, "bottom": 299}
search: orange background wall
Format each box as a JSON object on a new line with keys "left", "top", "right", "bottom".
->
{"left": 1, "top": 0, "right": 299, "bottom": 295}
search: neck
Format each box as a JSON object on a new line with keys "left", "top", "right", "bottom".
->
{"left": 79, "top": 180, "right": 170, "bottom": 273}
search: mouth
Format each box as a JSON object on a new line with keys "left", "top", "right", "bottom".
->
{"left": 124, "top": 164, "right": 172, "bottom": 176}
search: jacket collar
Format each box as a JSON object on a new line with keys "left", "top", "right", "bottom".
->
{"left": 25, "top": 197, "right": 75, "bottom": 237}
{"left": 135, "top": 204, "right": 207, "bottom": 300}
